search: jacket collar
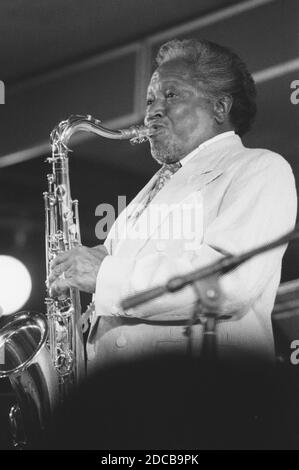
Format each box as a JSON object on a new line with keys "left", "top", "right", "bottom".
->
{"left": 180, "top": 130, "right": 236, "bottom": 167}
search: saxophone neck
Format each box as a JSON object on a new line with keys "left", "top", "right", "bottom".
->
{"left": 50, "top": 114, "right": 150, "bottom": 153}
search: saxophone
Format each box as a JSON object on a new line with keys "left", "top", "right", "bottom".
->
{"left": 0, "top": 115, "right": 150, "bottom": 448}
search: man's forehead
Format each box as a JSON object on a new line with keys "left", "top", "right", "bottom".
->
{"left": 148, "top": 60, "right": 197, "bottom": 90}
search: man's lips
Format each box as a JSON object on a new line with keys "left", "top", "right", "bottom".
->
{"left": 147, "top": 122, "right": 167, "bottom": 137}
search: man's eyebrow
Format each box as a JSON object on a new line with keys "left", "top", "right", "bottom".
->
{"left": 149, "top": 79, "right": 194, "bottom": 91}
{"left": 161, "top": 78, "right": 191, "bottom": 86}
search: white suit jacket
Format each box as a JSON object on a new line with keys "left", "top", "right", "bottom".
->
{"left": 87, "top": 133, "right": 297, "bottom": 369}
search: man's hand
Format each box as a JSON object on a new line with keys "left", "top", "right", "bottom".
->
{"left": 48, "top": 245, "right": 108, "bottom": 296}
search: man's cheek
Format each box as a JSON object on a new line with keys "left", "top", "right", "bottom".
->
{"left": 173, "top": 112, "right": 196, "bottom": 137}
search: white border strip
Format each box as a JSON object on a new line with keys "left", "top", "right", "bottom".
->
{"left": 253, "top": 58, "right": 299, "bottom": 83}
{"left": 0, "top": 111, "right": 143, "bottom": 168}
{"left": 147, "top": 0, "right": 276, "bottom": 44}
{"left": 134, "top": 40, "right": 152, "bottom": 115}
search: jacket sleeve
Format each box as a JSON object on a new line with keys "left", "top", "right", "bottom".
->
{"left": 94, "top": 153, "right": 297, "bottom": 321}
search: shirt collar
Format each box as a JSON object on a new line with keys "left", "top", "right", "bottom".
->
{"left": 180, "top": 131, "right": 236, "bottom": 167}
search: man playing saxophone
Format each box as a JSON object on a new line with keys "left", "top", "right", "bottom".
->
{"left": 49, "top": 38, "right": 297, "bottom": 370}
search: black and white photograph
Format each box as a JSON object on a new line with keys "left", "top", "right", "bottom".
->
{"left": 0, "top": 0, "right": 299, "bottom": 453}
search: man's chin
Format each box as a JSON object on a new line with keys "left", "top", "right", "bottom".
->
{"left": 150, "top": 146, "right": 168, "bottom": 164}
{"left": 150, "top": 142, "right": 181, "bottom": 165}
{"left": 151, "top": 151, "right": 179, "bottom": 165}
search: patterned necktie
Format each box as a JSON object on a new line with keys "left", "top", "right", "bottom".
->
{"left": 130, "top": 161, "right": 182, "bottom": 223}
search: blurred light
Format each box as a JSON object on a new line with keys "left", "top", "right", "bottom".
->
{"left": 0, "top": 255, "right": 32, "bottom": 315}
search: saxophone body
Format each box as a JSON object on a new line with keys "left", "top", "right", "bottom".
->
{"left": 44, "top": 115, "right": 149, "bottom": 397}
{"left": 0, "top": 114, "right": 150, "bottom": 447}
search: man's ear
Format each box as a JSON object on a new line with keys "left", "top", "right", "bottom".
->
{"left": 214, "top": 95, "right": 233, "bottom": 124}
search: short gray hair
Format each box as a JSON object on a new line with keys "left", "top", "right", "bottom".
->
{"left": 155, "top": 38, "right": 257, "bottom": 136}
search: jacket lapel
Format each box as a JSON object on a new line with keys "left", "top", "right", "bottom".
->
{"left": 112, "top": 166, "right": 223, "bottom": 257}
{"left": 109, "top": 134, "right": 242, "bottom": 257}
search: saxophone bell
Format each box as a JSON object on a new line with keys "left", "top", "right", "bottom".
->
{"left": 0, "top": 311, "right": 59, "bottom": 448}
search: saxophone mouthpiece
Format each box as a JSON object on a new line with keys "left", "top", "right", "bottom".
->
{"left": 126, "top": 125, "right": 151, "bottom": 145}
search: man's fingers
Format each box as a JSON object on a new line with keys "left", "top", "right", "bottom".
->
{"left": 50, "top": 278, "right": 70, "bottom": 297}
{"left": 51, "top": 250, "right": 74, "bottom": 269}
{"left": 49, "top": 256, "right": 76, "bottom": 281}
{"left": 47, "top": 245, "right": 105, "bottom": 294}
{"left": 48, "top": 261, "right": 68, "bottom": 283}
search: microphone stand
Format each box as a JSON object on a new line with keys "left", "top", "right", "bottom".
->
{"left": 120, "top": 226, "right": 299, "bottom": 361}
{"left": 185, "top": 276, "right": 223, "bottom": 361}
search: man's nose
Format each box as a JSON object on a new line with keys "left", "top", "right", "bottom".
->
{"left": 145, "top": 99, "right": 166, "bottom": 123}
